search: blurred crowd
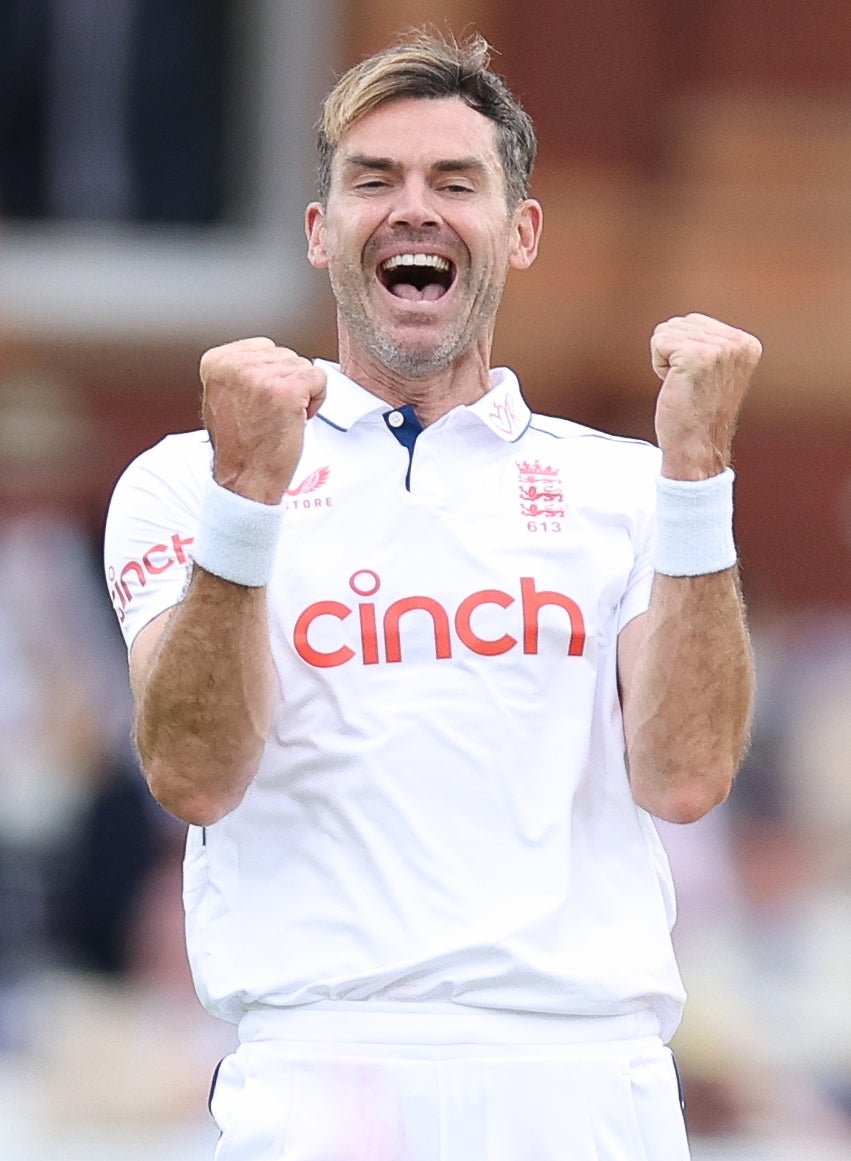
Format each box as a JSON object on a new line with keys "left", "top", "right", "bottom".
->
{"left": 0, "top": 0, "right": 256, "bottom": 1143}
{"left": 662, "top": 600, "right": 851, "bottom": 1146}
{"left": 0, "top": 348, "right": 233, "bottom": 1139}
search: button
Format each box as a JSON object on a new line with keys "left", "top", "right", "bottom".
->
{"left": 387, "top": 410, "right": 404, "bottom": 428}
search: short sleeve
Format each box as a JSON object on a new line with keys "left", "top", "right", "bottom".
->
{"left": 616, "top": 448, "right": 659, "bottom": 634}
{"left": 103, "top": 432, "right": 211, "bottom": 649}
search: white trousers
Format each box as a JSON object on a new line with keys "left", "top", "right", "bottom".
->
{"left": 209, "top": 1003, "right": 690, "bottom": 1161}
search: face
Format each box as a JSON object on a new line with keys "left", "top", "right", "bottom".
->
{"left": 305, "top": 97, "right": 542, "bottom": 381}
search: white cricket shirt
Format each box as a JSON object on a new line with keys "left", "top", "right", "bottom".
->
{"left": 103, "top": 362, "right": 686, "bottom": 1040}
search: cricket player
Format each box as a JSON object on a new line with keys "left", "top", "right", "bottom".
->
{"left": 104, "top": 29, "right": 760, "bottom": 1160}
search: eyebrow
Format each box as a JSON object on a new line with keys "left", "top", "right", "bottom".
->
{"left": 342, "top": 153, "right": 490, "bottom": 176}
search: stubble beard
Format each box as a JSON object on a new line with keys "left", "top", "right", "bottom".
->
{"left": 342, "top": 317, "right": 469, "bottom": 380}
{"left": 329, "top": 263, "right": 505, "bottom": 381}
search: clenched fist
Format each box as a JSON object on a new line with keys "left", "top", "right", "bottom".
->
{"left": 199, "top": 338, "right": 327, "bottom": 503}
{"left": 650, "top": 313, "right": 762, "bottom": 481}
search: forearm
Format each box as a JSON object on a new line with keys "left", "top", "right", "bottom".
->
{"left": 623, "top": 568, "right": 754, "bottom": 823}
{"left": 133, "top": 567, "right": 275, "bottom": 825}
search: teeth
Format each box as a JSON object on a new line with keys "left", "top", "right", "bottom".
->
{"left": 382, "top": 254, "right": 450, "bottom": 272}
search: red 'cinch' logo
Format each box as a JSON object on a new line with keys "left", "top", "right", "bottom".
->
{"left": 293, "top": 570, "right": 586, "bottom": 668}
{"left": 108, "top": 532, "right": 193, "bottom": 621}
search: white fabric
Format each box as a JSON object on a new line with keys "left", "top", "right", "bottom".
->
{"left": 237, "top": 999, "right": 662, "bottom": 1046}
{"left": 103, "top": 363, "right": 686, "bottom": 1043}
{"left": 191, "top": 477, "right": 285, "bottom": 587}
{"left": 653, "top": 468, "right": 736, "bottom": 576}
{"left": 209, "top": 1017, "right": 689, "bottom": 1161}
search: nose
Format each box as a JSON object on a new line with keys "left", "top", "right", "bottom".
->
{"left": 387, "top": 177, "right": 442, "bottom": 230}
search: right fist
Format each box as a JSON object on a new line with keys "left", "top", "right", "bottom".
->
{"left": 199, "top": 337, "right": 327, "bottom": 503}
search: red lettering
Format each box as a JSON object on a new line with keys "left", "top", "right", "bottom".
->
{"left": 285, "top": 496, "right": 333, "bottom": 513}
{"left": 358, "top": 603, "right": 380, "bottom": 665}
{"left": 109, "top": 531, "right": 194, "bottom": 623}
{"left": 294, "top": 601, "right": 355, "bottom": 668}
{"left": 172, "top": 533, "right": 194, "bottom": 564}
{"left": 108, "top": 571, "right": 127, "bottom": 620}
{"left": 384, "top": 596, "right": 452, "bottom": 663}
{"left": 455, "top": 590, "right": 516, "bottom": 656}
{"left": 290, "top": 575, "right": 586, "bottom": 668}
{"left": 142, "top": 544, "right": 172, "bottom": 574}
{"left": 108, "top": 566, "right": 127, "bottom": 609}
{"left": 520, "top": 576, "right": 585, "bottom": 656}
{"left": 119, "top": 560, "right": 146, "bottom": 601}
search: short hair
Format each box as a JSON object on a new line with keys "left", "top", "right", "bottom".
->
{"left": 316, "top": 30, "right": 537, "bottom": 206}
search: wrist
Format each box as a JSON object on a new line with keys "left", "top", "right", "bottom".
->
{"left": 191, "top": 478, "right": 285, "bottom": 587}
{"left": 653, "top": 468, "right": 737, "bottom": 577}
{"left": 659, "top": 446, "right": 728, "bottom": 482}
{"left": 212, "top": 467, "right": 287, "bottom": 507}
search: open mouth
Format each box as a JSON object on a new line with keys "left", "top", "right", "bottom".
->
{"left": 378, "top": 253, "right": 455, "bottom": 302}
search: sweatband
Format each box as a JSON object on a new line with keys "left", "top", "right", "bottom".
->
{"left": 653, "top": 468, "right": 737, "bottom": 577}
{"left": 190, "top": 477, "right": 285, "bottom": 587}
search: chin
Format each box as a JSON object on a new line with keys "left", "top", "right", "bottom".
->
{"left": 367, "top": 333, "right": 464, "bottom": 378}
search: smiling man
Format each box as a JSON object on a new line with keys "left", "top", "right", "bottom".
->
{"left": 307, "top": 93, "right": 540, "bottom": 397}
{"left": 103, "top": 30, "right": 761, "bottom": 1161}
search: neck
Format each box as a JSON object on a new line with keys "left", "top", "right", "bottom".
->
{"left": 337, "top": 334, "right": 494, "bottom": 427}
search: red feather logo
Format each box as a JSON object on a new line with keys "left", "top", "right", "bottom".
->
{"left": 286, "top": 466, "right": 331, "bottom": 496}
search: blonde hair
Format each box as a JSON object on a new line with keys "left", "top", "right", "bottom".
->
{"left": 316, "top": 30, "right": 536, "bottom": 205}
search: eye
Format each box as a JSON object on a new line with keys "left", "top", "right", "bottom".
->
{"left": 353, "top": 173, "right": 394, "bottom": 191}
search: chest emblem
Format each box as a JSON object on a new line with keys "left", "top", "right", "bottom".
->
{"left": 516, "top": 460, "right": 564, "bottom": 519}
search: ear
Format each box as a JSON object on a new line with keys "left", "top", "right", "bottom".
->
{"left": 508, "top": 199, "right": 543, "bottom": 271}
{"left": 305, "top": 202, "right": 328, "bottom": 269}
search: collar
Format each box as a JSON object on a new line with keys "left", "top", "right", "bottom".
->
{"left": 314, "top": 360, "right": 532, "bottom": 443}
{"left": 465, "top": 366, "right": 532, "bottom": 443}
{"left": 314, "top": 360, "right": 388, "bottom": 431}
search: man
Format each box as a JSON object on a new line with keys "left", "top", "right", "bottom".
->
{"left": 104, "top": 30, "right": 760, "bottom": 1161}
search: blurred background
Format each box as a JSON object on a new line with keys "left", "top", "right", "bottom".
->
{"left": 0, "top": 0, "right": 850, "bottom": 1157}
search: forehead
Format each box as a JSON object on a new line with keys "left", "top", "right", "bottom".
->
{"left": 333, "top": 96, "right": 503, "bottom": 175}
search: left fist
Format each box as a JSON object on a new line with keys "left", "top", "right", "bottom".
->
{"left": 650, "top": 313, "right": 762, "bottom": 480}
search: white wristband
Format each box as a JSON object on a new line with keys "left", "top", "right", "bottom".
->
{"left": 653, "top": 468, "right": 737, "bottom": 577}
{"left": 191, "top": 478, "right": 284, "bottom": 587}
